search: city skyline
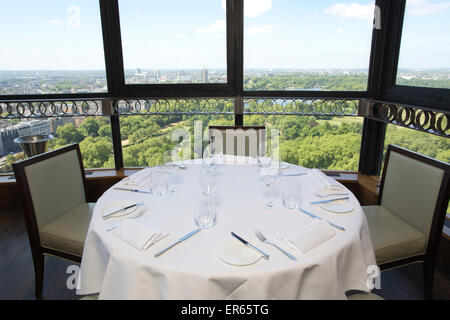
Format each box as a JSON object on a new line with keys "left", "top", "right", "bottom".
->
{"left": 0, "top": 0, "right": 449, "bottom": 71}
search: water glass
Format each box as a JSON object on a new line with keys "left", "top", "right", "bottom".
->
{"left": 194, "top": 194, "right": 217, "bottom": 230}
{"left": 149, "top": 168, "right": 168, "bottom": 196}
{"left": 199, "top": 166, "right": 216, "bottom": 195}
{"left": 281, "top": 176, "right": 303, "bottom": 210}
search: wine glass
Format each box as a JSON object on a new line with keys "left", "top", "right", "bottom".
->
{"left": 163, "top": 151, "right": 177, "bottom": 194}
{"left": 260, "top": 166, "right": 281, "bottom": 209}
{"left": 199, "top": 166, "right": 216, "bottom": 195}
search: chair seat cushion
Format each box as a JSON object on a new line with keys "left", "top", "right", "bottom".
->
{"left": 346, "top": 291, "right": 384, "bottom": 300}
{"left": 40, "top": 203, "right": 95, "bottom": 257}
{"left": 362, "top": 206, "right": 426, "bottom": 265}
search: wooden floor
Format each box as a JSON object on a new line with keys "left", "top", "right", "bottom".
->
{"left": 1, "top": 207, "right": 449, "bottom": 300}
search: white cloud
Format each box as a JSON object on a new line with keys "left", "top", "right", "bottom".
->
{"left": 246, "top": 25, "right": 275, "bottom": 36}
{"left": 177, "top": 34, "right": 188, "bottom": 39}
{"left": 222, "top": 0, "right": 272, "bottom": 18}
{"left": 196, "top": 20, "right": 226, "bottom": 35}
{"left": 49, "top": 19, "right": 63, "bottom": 25}
{"left": 325, "top": 2, "right": 375, "bottom": 20}
{"left": 336, "top": 28, "right": 345, "bottom": 34}
{"left": 407, "top": 0, "right": 450, "bottom": 16}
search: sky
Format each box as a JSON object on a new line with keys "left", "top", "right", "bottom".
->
{"left": 0, "top": 0, "right": 449, "bottom": 71}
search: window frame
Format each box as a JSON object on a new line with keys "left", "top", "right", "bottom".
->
{"left": 102, "top": 0, "right": 241, "bottom": 98}
{"left": 379, "top": 0, "right": 450, "bottom": 112}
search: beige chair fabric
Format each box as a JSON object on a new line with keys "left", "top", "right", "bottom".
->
{"left": 363, "top": 149, "right": 445, "bottom": 265}
{"left": 363, "top": 206, "right": 426, "bottom": 264}
{"left": 25, "top": 149, "right": 87, "bottom": 229}
{"left": 209, "top": 127, "right": 266, "bottom": 157}
{"left": 40, "top": 203, "right": 95, "bottom": 257}
{"left": 24, "top": 148, "right": 93, "bottom": 257}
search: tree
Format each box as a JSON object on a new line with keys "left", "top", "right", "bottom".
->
{"left": 56, "top": 123, "right": 84, "bottom": 145}
{"left": 79, "top": 118, "right": 101, "bottom": 138}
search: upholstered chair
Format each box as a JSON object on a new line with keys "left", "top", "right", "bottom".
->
{"left": 209, "top": 126, "right": 266, "bottom": 158}
{"left": 363, "top": 145, "right": 449, "bottom": 300}
{"left": 13, "top": 144, "right": 94, "bottom": 297}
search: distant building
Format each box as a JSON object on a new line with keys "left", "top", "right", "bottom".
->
{"left": 155, "top": 69, "right": 160, "bottom": 82}
{"left": 201, "top": 68, "right": 209, "bottom": 83}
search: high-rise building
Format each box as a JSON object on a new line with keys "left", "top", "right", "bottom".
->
{"left": 155, "top": 69, "right": 160, "bottom": 82}
{"left": 201, "top": 68, "right": 209, "bottom": 83}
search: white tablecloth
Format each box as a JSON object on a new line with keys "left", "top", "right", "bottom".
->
{"left": 77, "top": 158, "right": 376, "bottom": 300}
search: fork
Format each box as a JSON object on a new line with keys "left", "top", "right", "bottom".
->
{"left": 106, "top": 208, "right": 147, "bottom": 232}
{"left": 254, "top": 230, "right": 297, "bottom": 261}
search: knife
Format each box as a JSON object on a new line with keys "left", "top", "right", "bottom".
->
{"left": 231, "top": 232, "right": 270, "bottom": 259}
{"left": 281, "top": 173, "right": 307, "bottom": 177}
{"left": 102, "top": 202, "right": 142, "bottom": 219}
{"left": 114, "top": 187, "right": 153, "bottom": 194}
{"left": 154, "top": 228, "right": 201, "bottom": 258}
{"left": 299, "top": 209, "right": 346, "bottom": 231}
{"left": 310, "top": 196, "right": 350, "bottom": 205}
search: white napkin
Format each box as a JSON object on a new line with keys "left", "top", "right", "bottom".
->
{"left": 121, "top": 168, "right": 152, "bottom": 188}
{"left": 113, "top": 220, "right": 168, "bottom": 251}
{"left": 280, "top": 221, "right": 336, "bottom": 254}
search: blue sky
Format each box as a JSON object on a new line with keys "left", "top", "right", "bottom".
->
{"left": 0, "top": 0, "right": 449, "bottom": 70}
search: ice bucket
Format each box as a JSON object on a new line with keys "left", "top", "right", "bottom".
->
{"left": 14, "top": 134, "right": 54, "bottom": 158}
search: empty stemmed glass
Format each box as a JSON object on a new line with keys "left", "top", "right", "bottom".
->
{"left": 163, "top": 152, "right": 178, "bottom": 194}
{"left": 199, "top": 165, "right": 216, "bottom": 195}
{"left": 260, "top": 165, "right": 281, "bottom": 209}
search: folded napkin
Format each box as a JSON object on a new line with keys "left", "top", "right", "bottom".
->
{"left": 121, "top": 168, "right": 152, "bottom": 188}
{"left": 280, "top": 221, "right": 336, "bottom": 254}
{"left": 113, "top": 219, "right": 168, "bottom": 251}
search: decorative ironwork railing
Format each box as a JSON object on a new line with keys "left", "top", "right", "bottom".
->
{"left": 112, "top": 98, "right": 235, "bottom": 115}
{"left": 359, "top": 99, "right": 449, "bottom": 138}
{"left": 0, "top": 97, "right": 448, "bottom": 138}
{"left": 243, "top": 98, "right": 360, "bottom": 116}
{"left": 0, "top": 100, "right": 104, "bottom": 118}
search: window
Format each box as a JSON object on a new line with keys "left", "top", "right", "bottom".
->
{"left": 396, "top": 0, "right": 450, "bottom": 89}
{"left": 119, "top": 0, "right": 227, "bottom": 85}
{"left": 121, "top": 114, "right": 234, "bottom": 168}
{"left": 0, "top": 0, "right": 107, "bottom": 96}
{"left": 0, "top": 116, "right": 114, "bottom": 172}
{"left": 245, "top": 114, "right": 364, "bottom": 171}
{"left": 383, "top": 124, "right": 449, "bottom": 167}
{"left": 244, "top": 0, "right": 375, "bottom": 91}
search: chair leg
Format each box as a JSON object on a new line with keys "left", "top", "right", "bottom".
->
{"left": 32, "top": 251, "right": 45, "bottom": 298}
{"left": 423, "top": 261, "right": 435, "bottom": 300}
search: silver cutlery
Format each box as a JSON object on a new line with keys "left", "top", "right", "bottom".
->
{"left": 114, "top": 187, "right": 153, "bottom": 194}
{"left": 299, "top": 208, "right": 346, "bottom": 231}
{"left": 254, "top": 230, "right": 297, "bottom": 261}
{"left": 231, "top": 232, "right": 270, "bottom": 259}
{"left": 316, "top": 193, "right": 349, "bottom": 197}
{"left": 310, "top": 196, "right": 350, "bottom": 205}
{"left": 105, "top": 208, "right": 147, "bottom": 232}
{"left": 154, "top": 228, "right": 201, "bottom": 258}
{"left": 281, "top": 173, "right": 307, "bottom": 177}
{"left": 102, "top": 202, "right": 143, "bottom": 219}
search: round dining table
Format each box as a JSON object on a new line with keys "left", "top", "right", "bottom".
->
{"left": 77, "top": 157, "right": 376, "bottom": 300}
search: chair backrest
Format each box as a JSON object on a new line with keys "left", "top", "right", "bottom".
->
{"left": 379, "top": 145, "right": 450, "bottom": 251}
{"left": 13, "top": 144, "right": 88, "bottom": 236}
{"left": 209, "top": 126, "right": 266, "bottom": 157}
